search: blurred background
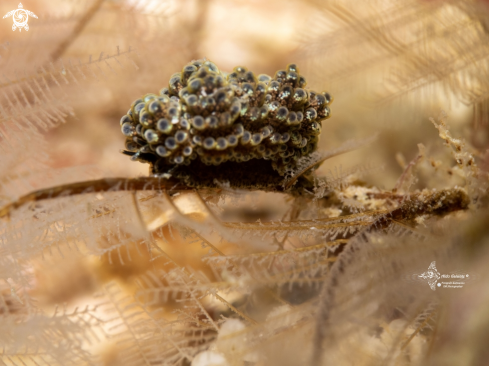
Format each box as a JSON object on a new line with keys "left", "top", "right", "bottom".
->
{"left": 1, "top": 1, "right": 489, "bottom": 365}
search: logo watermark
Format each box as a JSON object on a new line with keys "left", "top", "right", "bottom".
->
{"left": 3, "top": 3, "right": 37, "bottom": 32}
{"left": 416, "top": 261, "right": 470, "bottom": 291}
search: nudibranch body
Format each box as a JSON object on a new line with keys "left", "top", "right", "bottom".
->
{"left": 120, "top": 59, "right": 332, "bottom": 189}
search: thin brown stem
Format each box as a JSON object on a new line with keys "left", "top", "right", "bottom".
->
{"left": 213, "top": 293, "right": 258, "bottom": 325}
{"left": 49, "top": 0, "right": 105, "bottom": 62}
{"left": 0, "top": 176, "right": 188, "bottom": 219}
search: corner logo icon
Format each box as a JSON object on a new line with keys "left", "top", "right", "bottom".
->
{"left": 3, "top": 3, "right": 37, "bottom": 32}
{"left": 418, "top": 261, "right": 441, "bottom": 291}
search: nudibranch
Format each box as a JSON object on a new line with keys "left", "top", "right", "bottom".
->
{"left": 120, "top": 59, "right": 332, "bottom": 189}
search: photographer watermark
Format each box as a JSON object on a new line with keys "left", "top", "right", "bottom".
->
{"left": 416, "top": 261, "right": 470, "bottom": 291}
{"left": 3, "top": 3, "right": 37, "bottom": 32}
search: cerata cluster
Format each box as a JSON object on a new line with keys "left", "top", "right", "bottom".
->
{"left": 120, "top": 59, "right": 332, "bottom": 188}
